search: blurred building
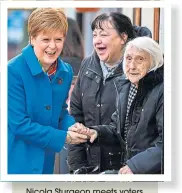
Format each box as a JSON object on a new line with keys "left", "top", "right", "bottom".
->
{"left": 8, "top": 9, "right": 31, "bottom": 59}
{"left": 8, "top": 7, "right": 164, "bottom": 60}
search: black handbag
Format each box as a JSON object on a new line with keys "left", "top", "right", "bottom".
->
{"left": 73, "top": 165, "right": 99, "bottom": 174}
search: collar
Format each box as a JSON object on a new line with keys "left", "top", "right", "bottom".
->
{"left": 39, "top": 60, "right": 57, "bottom": 76}
{"left": 135, "top": 66, "right": 164, "bottom": 98}
{"left": 101, "top": 56, "right": 123, "bottom": 69}
{"left": 100, "top": 61, "right": 120, "bottom": 71}
{"left": 138, "top": 66, "right": 164, "bottom": 89}
{"left": 22, "top": 44, "right": 69, "bottom": 76}
{"left": 87, "top": 51, "right": 123, "bottom": 77}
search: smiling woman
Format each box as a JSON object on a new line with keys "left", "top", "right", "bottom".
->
{"left": 28, "top": 8, "right": 67, "bottom": 72}
{"left": 67, "top": 12, "right": 152, "bottom": 174}
{"left": 30, "top": 31, "right": 65, "bottom": 72}
{"left": 8, "top": 8, "right": 88, "bottom": 174}
{"left": 124, "top": 46, "right": 151, "bottom": 87}
{"left": 83, "top": 36, "right": 164, "bottom": 174}
{"left": 123, "top": 36, "right": 163, "bottom": 87}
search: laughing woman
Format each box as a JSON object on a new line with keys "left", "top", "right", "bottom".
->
{"left": 68, "top": 12, "right": 152, "bottom": 173}
{"left": 8, "top": 8, "right": 88, "bottom": 174}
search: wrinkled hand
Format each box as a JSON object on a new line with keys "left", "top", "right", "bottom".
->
{"left": 89, "top": 129, "right": 98, "bottom": 143}
{"left": 69, "top": 122, "right": 90, "bottom": 136}
{"left": 68, "top": 123, "right": 98, "bottom": 143}
{"left": 119, "top": 165, "right": 133, "bottom": 174}
{"left": 66, "top": 130, "right": 88, "bottom": 144}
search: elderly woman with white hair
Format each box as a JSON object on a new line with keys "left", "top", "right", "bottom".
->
{"left": 70, "top": 36, "right": 164, "bottom": 174}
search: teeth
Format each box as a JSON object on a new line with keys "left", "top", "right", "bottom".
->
{"left": 97, "top": 47, "right": 106, "bottom": 49}
{"left": 46, "top": 51, "right": 56, "bottom": 54}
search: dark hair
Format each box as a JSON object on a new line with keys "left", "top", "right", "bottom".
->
{"left": 61, "top": 17, "right": 84, "bottom": 59}
{"left": 91, "top": 12, "right": 136, "bottom": 40}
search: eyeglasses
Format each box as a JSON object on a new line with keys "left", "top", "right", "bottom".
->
{"left": 125, "top": 55, "right": 147, "bottom": 64}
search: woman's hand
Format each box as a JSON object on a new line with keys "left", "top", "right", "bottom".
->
{"left": 119, "top": 165, "right": 133, "bottom": 174}
{"left": 89, "top": 129, "right": 98, "bottom": 143}
{"left": 68, "top": 123, "right": 90, "bottom": 135}
{"left": 68, "top": 123, "right": 98, "bottom": 143}
{"left": 66, "top": 130, "right": 88, "bottom": 144}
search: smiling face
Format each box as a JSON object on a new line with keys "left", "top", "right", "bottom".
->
{"left": 92, "top": 21, "right": 126, "bottom": 66}
{"left": 31, "top": 30, "right": 65, "bottom": 69}
{"left": 125, "top": 46, "right": 151, "bottom": 87}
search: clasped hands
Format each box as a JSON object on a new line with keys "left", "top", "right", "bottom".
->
{"left": 66, "top": 123, "right": 133, "bottom": 174}
{"left": 66, "top": 123, "right": 98, "bottom": 144}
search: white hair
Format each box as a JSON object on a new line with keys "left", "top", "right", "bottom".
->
{"left": 123, "top": 36, "right": 164, "bottom": 74}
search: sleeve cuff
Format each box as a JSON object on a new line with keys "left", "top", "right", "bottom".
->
{"left": 48, "top": 129, "right": 67, "bottom": 152}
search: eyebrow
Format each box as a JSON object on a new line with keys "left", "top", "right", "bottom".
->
{"left": 41, "top": 35, "right": 64, "bottom": 38}
{"left": 126, "top": 54, "right": 146, "bottom": 57}
{"left": 93, "top": 29, "right": 108, "bottom": 33}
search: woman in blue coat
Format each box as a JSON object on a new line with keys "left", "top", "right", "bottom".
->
{"left": 8, "top": 8, "right": 88, "bottom": 174}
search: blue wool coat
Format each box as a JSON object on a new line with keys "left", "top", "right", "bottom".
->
{"left": 8, "top": 45, "right": 75, "bottom": 174}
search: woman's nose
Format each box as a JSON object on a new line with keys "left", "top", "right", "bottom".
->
{"left": 49, "top": 40, "right": 56, "bottom": 48}
{"left": 129, "top": 60, "right": 137, "bottom": 69}
{"left": 93, "top": 36, "right": 102, "bottom": 44}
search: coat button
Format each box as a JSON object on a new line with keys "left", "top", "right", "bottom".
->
{"left": 45, "top": 105, "right": 51, "bottom": 110}
{"left": 57, "top": 78, "right": 63, "bottom": 84}
{"left": 97, "top": 104, "right": 100, "bottom": 107}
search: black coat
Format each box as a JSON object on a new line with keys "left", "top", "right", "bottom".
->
{"left": 68, "top": 26, "right": 153, "bottom": 173}
{"left": 68, "top": 51, "right": 124, "bottom": 172}
{"left": 92, "top": 66, "right": 164, "bottom": 174}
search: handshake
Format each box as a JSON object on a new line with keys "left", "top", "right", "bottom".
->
{"left": 66, "top": 123, "right": 98, "bottom": 144}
